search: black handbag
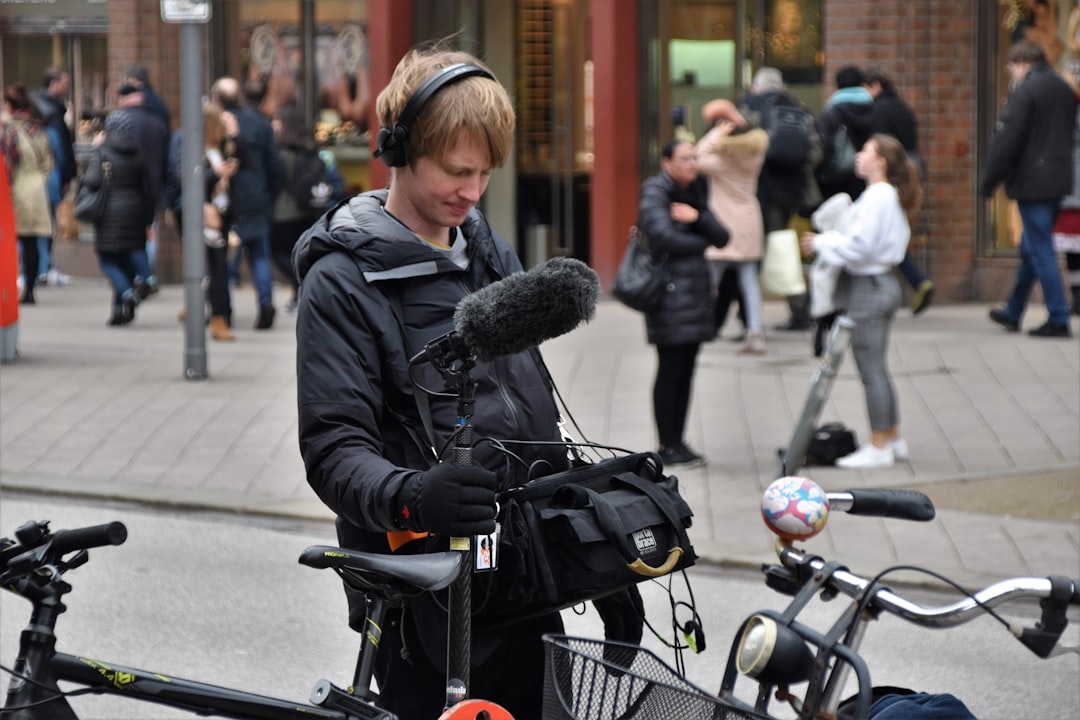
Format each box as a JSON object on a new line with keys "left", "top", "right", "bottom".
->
{"left": 612, "top": 226, "right": 668, "bottom": 312}
{"left": 74, "top": 149, "right": 112, "bottom": 224}
{"left": 485, "top": 452, "right": 696, "bottom": 623}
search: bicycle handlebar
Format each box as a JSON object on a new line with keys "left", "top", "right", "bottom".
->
{"left": 826, "top": 489, "right": 935, "bottom": 522}
{"left": 775, "top": 542, "right": 1080, "bottom": 657}
{"left": 51, "top": 522, "right": 128, "bottom": 555}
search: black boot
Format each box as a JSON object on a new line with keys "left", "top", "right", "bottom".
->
{"left": 776, "top": 293, "right": 811, "bottom": 331}
{"left": 255, "top": 303, "right": 276, "bottom": 330}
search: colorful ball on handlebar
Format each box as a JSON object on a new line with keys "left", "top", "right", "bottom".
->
{"left": 761, "top": 476, "right": 829, "bottom": 540}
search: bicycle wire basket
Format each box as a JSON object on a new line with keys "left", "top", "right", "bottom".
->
{"left": 542, "top": 634, "right": 768, "bottom": 720}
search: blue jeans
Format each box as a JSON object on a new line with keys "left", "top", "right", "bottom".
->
{"left": 239, "top": 228, "right": 274, "bottom": 307}
{"left": 1005, "top": 201, "right": 1069, "bottom": 326}
{"left": 96, "top": 250, "right": 139, "bottom": 310}
{"left": 897, "top": 250, "right": 926, "bottom": 289}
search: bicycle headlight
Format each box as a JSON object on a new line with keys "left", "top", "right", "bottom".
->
{"left": 735, "top": 615, "right": 815, "bottom": 685}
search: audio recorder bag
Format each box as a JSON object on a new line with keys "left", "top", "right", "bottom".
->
{"left": 485, "top": 451, "right": 697, "bottom": 623}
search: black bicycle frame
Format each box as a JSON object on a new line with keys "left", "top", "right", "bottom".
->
{"left": 3, "top": 639, "right": 349, "bottom": 720}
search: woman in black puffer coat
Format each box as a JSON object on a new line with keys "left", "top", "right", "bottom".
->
{"left": 85, "top": 110, "right": 155, "bottom": 325}
{"left": 637, "top": 138, "right": 730, "bottom": 468}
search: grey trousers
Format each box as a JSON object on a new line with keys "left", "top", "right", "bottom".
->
{"left": 847, "top": 273, "right": 901, "bottom": 431}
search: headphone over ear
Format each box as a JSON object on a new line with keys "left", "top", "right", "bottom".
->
{"left": 374, "top": 62, "right": 495, "bottom": 168}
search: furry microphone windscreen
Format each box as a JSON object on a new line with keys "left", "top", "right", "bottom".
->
{"left": 454, "top": 257, "right": 599, "bottom": 362}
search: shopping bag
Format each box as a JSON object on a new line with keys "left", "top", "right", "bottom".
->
{"left": 760, "top": 228, "right": 806, "bottom": 298}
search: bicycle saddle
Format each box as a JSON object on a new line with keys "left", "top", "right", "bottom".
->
{"left": 299, "top": 545, "right": 462, "bottom": 593}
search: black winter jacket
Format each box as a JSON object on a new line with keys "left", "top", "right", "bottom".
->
{"left": 637, "top": 173, "right": 729, "bottom": 346}
{"left": 816, "top": 99, "right": 877, "bottom": 201}
{"left": 294, "top": 189, "right": 568, "bottom": 548}
{"left": 87, "top": 131, "right": 155, "bottom": 254}
{"left": 227, "top": 104, "right": 283, "bottom": 236}
{"left": 871, "top": 90, "right": 918, "bottom": 154}
{"left": 979, "top": 63, "right": 1076, "bottom": 202}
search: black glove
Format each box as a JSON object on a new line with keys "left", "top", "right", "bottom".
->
{"left": 396, "top": 463, "right": 498, "bottom": 536}
{"left": 593, "top": 585, "right": 645, "bottom": 645}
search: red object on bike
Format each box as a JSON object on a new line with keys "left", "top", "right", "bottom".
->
{"left": 438, "top": 698, "right": 514, "bottom": 720}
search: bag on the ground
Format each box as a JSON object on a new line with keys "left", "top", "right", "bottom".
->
{"left": 760, "top": 228, "right": 807, "bottom": 298}
{"left": 806, "top": 423, "right": 857, "bottom": 466}
{"left": 73, "top": 149, "right": 112, "bottom": 224}
{"left": 287, "top": 148, "right": 335, "bottom": 213}
{"left": 818, "top": 124, "right": 857, "bottom": 185}
{"left": 612, "top": 226, "right": 668, "bottom": 312}
{"left": 762, "top": 101, "right": 813, "bottom": 167}
{"left": 489, "top": 451, "right": 697, "bottom": 622}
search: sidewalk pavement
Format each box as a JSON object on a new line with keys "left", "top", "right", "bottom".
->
{"left": 1, "top": 278, "right": 1077, "bottom": 590}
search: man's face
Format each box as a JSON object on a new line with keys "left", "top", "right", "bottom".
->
{"left": 1007, "top": 60, "right": 1030, "bottom": 87}
{"left": 394, "top": 134, "right": 492, "bottom": 239}
{"left": 864, "top": 80, "right": 882, "bottom": 99}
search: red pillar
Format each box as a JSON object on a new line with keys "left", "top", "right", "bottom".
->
{"left": 590, "top": 0, "right": 639, "bottom": 290}
{"left": 367, "top": 0, "right": 415, "bottom": 191}
{"left": 1, "top": 155, "right": 19, "bottom": 361}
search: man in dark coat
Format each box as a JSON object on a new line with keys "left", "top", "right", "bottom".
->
{"left": 294, "top": 48, "right": 638, "bottom": 720}
{"left": 981, "top": 40, "right": 1076, "bottom": 338}
{"left": 211, "top": 76, "right": 283, "bottom": 329}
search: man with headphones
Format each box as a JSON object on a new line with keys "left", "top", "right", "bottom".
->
{"left": 292, "top": 47, "right": 576, "bottom": 719}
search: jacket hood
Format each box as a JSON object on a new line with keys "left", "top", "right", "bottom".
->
{"left": 831, "top": 101, "right": 877, "bottom": 136}
{"left": 293, "top": 189, "right": 493, "bottom": 283}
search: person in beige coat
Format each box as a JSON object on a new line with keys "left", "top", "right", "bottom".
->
{"left": 696, "top": 99, "right": 769, "bottom": 353}
{"left": 1, "top": 83, "right": 53, "bottom": 305}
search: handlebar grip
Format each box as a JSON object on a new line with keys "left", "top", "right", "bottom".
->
{"left": 844, "top": 489, "right": 936, "bottom": 521}
{"left": 51, "top": 522, "right": 127, "bottom": 555}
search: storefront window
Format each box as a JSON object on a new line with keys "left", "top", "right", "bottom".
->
{"left": 0, "top": 0, "right": 109, "bottom": 144}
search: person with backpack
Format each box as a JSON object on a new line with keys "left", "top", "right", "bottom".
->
{"left": 816, "top": 65, "right": 877, "bottom": 203}
{"left": 271, "top": 106, "right": 338, "bottom": 311}
{"left": 737, "top": 67, "right": 822, "bottom": 332}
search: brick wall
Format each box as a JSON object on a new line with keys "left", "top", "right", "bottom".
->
{"left": 824, "top": 0, "right": 980, "bottom": 303}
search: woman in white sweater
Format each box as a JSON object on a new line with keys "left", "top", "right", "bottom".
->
{"left": 800, "top": 133, "right": 923, "bottom": 468}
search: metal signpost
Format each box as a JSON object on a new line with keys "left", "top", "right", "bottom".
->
{"left": 162, "top": 1, "right": 210, "bottom": 379}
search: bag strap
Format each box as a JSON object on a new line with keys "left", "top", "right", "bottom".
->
{"left": 612, "top": 471, "right": 693, "bottom": 548}
{"left": 577, "top": 471, "right": 691, "bottom": 578}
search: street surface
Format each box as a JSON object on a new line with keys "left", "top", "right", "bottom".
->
{"left": 1, "top": 495, "right": 1077, "bottom": 719}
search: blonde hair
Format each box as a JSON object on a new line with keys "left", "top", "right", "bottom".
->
{"left": 375, "top": 47, "right": 514, "bottom": 169}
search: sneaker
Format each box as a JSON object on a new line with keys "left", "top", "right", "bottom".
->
{"left": 988, "top": 308, "right": 1019, "bottom": 333}
{"left": 774, "top": 317, "right": 812, "bottom": 332}
{"left": 659, "top": 445, "right": 706, "bottom": 469}
{"left": 737, "top": 332, "right": 767, "bottom": 355}
{"left": 255, "top": 303, "right": 276, "bottom": 330}
{"left": 911, "top": 280, "right": 935, "bottom": 316}
{"left": 889, "top": 438, "right": 909, "bottom": 462}
{"left": 46, "top": 269, "right": 71, "bottom": 286}
{"left": 1028, "top": 322, "right": 1072, "bottom": 338}
{"left": 836, "top": 444, "right": 894, "bottom": 469}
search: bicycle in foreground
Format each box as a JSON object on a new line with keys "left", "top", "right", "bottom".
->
{"left": 1, "top": 513, "right": 521, "bottom": 720}
{"left": 542, "top": 478, "right": 1080, "bottom": 720}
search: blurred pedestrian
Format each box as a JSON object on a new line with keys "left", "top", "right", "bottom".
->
{"left": 864, "top": 66, "right": 935, "bottom": 316}
{"left": 116, "top": 79, "right": 169, "bottom": 299}
{"left": 737, "top": 67, "right": 822, "bottom": 332}
{"left": 816, "top": 65, "right": 877, "bottom": 203}
{"left": 30, "top": 66, "right": 76, "bottom": 286}
{"left": 87, "top": 110, "right": 157, "bottom": 326}
{"left": 696, "top": 99, "right": 769, "bottom": 355}
{"left": 1, "top": 83, "right": 53, "bottom": 306}
{"left": 211, "top": 76, "right": 283, "bottom": 330}
{"left": 271, "top": 106, "right": 326, "bottom": 311}
{"left": 638, "top": 138, "right": 730, "bottom": 467}
{"left": 982, "top": 40, "right": 1076, "bottom": 339}
{"left": 800, "top": 134, "right": 922, "bottom": 469}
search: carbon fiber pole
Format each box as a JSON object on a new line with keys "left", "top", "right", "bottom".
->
{"left": 779, "top": 315, "right": 856, "bottom": 476}
{"left": 445, "top": 414, "right": 475, "bottom": 708}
